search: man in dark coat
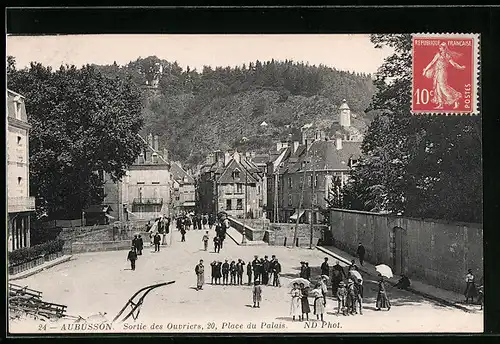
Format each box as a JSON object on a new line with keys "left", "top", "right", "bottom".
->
{"left": 357, "top": 243, "right": 366, "bottom": 266}
{"left": 197, "top": 215, "right": 203, "bottom": 231}
{"left": 236, "top": 259, "right": 245, "bottom": 285}
{"left": 222, "top": 259, "right": 230, "bottom": 285}
{"left": 213, "top": 236, "right": 220, "bottom": 253}
{"left": 153, "top": 233, "right": 161, "bottom": 252}
{"left": 252, "top": 256, "right": 261, "bottom": 282}
{"left": 132, "top": 235, "right": 138, "bottom": 254}
{"left": 262, "top": 256, "right": 271, "bottom": 285}
{"left": 136, "top": 235, "right": 144, "bottom": 255}
{"left": 180, "top": 226, "right": 186, "bottom": 242}
{"left": 300, "top": 261, "right": 307, "bottom": 279}
{"left": 215, "top": 261, "right": 222, "bottom": 285}
{"left": 210, "top": 261, "right": 218, "bottom": 284}
{"left": 202, "top": 214, "right": 208, "bottom": 229}
{"left": 247, "top": 261, "right": 253, "bottom": 285}
{"left": 127, "top": 246, "right": 137, "bottom": 271}
{"left": 269, "top": 255, "right": 276, "bottom": 284}
{"left": 321, "top": 257, "right": 330, "bottom": 276}
{"left": 331, "top": 260, "right": 345, "bottom": 295}
{"left": 395, "top": 274, "right": 411, "bottom": 290}
{"left": 304, "top": 262, "right": 311, "bottom": 281}
{"left": 209, "top": 214, "right": 215, "bottom": 229}
{"left": 273, "top": 258, "right": 282, "bottom": 287}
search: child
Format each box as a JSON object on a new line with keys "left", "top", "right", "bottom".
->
{"left": 337, "top": 281, "right": 348, "bottom": 315}
{"left": 202, "top": 231, "right": 209, "bottom": 251}
{"left": 253, "top": 281, "right": 262, "bottom": 308}
{"left": 127, "top": 246, "right": 137, "bottom": 271}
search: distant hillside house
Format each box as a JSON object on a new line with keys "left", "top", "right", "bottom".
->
{"left": 260, "top": 121, "right": 269, "bottom": 127}
{"left": 103, "top": 133, "right": 171, "bottom": 221}
{"left": 170, "top": 161, "right": 196, "bottom": 216}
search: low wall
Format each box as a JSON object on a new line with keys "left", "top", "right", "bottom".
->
{"left": 329, "top": 208, "right": 483, "bottom": 293}
{"left": 267, "top": 223, "right": 325, "bottom": 247}
{"left": 227, "top": 217, "right": 267, "bottom": 241}
{"left": 70, "top": 240, "right": 131, "bottom": 254}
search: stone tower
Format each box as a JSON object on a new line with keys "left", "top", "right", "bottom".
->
{"left": 339, "top": 99, "right": 351, "bottom": 128}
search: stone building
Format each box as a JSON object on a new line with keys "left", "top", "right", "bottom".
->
{"left": 170, "top": 161, "right": 196, "bottom": 216}
{"left": 198, "top": 151, "right": 265, "bottom": 219}
{"left": 7, "top": 89, "right": 36, "bottom": 251}
{"left": 103, "top": 133, "right": 171, "bottom": 221}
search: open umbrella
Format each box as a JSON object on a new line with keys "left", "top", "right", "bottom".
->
{"left": 349, "top": 270, "right": 363, "bottom": 283}
{"left": 289, "top": 278, "right": 310, "bottom": 288}
{"left": 376, "top": 264, "right": 393, "bottom": 278}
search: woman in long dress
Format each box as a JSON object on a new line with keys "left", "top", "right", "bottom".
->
{"left": 300, "top": 283, "right": 310, "bottom": 321}
{"left": 464, "top": 269, "right": 477, "bottom": 304}
{"left": 376, "top": 274, "right": 391, "bottom": 311}
{"left": 422, "top": 41, "right": 466, "bottom": 110}
{"left": 290, "top": 283, "right": 302, "bottom": 321}
{"left": 312, "top": 283, "right": 325, "bottom": 321}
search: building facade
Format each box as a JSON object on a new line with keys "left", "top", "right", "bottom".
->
{"left": 170, "top": 161, "right": 196, "bottom": 216}
{"left": 103, "top": 133, "right": 171, "bottom": 221}
{"left": 7, "top": 89, "right": 36, "bottom": 252}
{"left": 198, "top": 151, "right": 265, "bottom": 219}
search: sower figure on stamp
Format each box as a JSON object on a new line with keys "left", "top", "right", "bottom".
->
{"left": 127, "top": 246, "right": 137, "bottom": 271}
{"left": 195, "top": 259, "right": 205, "bottom": 291}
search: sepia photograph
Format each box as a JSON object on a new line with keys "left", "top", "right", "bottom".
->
{"left": 6, "top": 32, "right": 483, "bottom": 334}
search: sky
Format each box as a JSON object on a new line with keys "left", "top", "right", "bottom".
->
{"left": 7, "top": 34, "right": 393, "bottom": 75}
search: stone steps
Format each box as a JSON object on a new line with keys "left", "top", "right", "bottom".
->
{"left": 226, "top": 226, "right": 267, "bottom": 246}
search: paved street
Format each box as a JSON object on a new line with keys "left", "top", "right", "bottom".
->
{"left": 10, "top": 228, "right": 483, "bottom": 333}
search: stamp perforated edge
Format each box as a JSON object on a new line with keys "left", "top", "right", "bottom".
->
{"left": 411, "top": 33, "right": 480, "bottom": 116}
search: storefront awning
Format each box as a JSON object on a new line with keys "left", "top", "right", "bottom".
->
{"left": 290, "top": 210, "right": 305, "bottom": 220}
{"left": 182, "top": 201, "right": 196, "bottom": 207}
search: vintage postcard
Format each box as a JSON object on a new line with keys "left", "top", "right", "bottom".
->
{"left": 6, "top": 33, "right": 483, "bottom": 335}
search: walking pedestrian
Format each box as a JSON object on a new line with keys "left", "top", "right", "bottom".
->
{"left": 357, "top": 242, "right": 366, "bottom": 266}
{"left": 195, "top": 259, "right": 205, "bottom": 291}
{"left": 213, "top": 236, "right": 220, "bottom": 253}
{"left": 252, "top": 281, "right": 262, "bottom": 308}
{"left": 230, "top": 261, "right": 237, "bottom": 285}
{"left": 262, "top": 256, "right": 270, "bottom": 285}
{"left": 290, "top": 282, "right": 302, "bottom": 321}
{"left": 375, "top": 274, "right": 391, "bottom": 311}
{"left": 181, "top": 226, "right": 186, "bottom": 242}
{"left": 272, "top": 259, "right": 282, "bottom": 287}
{"left": 304, "top": 262, "right": 311, "bottom": 281}
{"left": 300, "top": 283, "right": 310, "bottom": 321}
{"left": 321, "top": 257, "right": 330, "bottom": 277}
{"left": 247, "top": 261, "right": 253, "bottom": 285}
{"left": 137, "top": 235, "right": 144, "bottom": 255}
{"left": 154, "top": 233, "right": 161, "bottom": 252}
{"left": 202, "top": 231, "right": 209, "bottom": 251}
{"left": 312, "top": 283, "right": 325, "bottom": 322}
{"left": 127, "top": 246, "right": 137, "bottom": 271}
{"left": 464, "top": 269, "right": 478, "bottom": 304}
{"left": 222, "top": 259, "right": 230, "bottom": 285}
{"left": 236, "top": 259, "right": 245, "bottom": 285}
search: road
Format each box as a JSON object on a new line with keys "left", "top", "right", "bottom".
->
{"left": 9, "top": 228, "right": 483, "bottom": 333}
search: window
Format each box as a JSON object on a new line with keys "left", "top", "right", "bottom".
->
{"left": 138, "top": 187, "right": 143, "bottom": 199}
{"left": 314, "top": 175, "right": 318, "bottom": 188}
{"left": 152, "top": 181, "right": 160, "bottom": 185}
{"left": 300, "top": 176, "right": 303, "bottom": 185}
{"left": 137, "top": 181, "right": 145, "bottom": 185}
{"left": 233, "top": 170, "right": 240, "bottom": 179}
{"left": 309, "top": 174, "right": 313, "bottom": 187}
{"left": 288, "top": 195, "right": 293, "bottom": 206}
{"left": 17, "top": 177, "right": 22, "bottom": 185}
{"left": 236, "top": 183, "right": 243, "bottom": 194}
{"left": 259, "top": 199, "right": 263, "bottom": 207}
{"left": 237, "top": 199, "right": 243, "bottom": 210}
{"left": 17, "top": 136, "right": 21, "bottom": 145}
{"left": 288, "top": 177, "right": 292, "bottom": 188}
{"left": 226, "top": 199, "right": 232, "bottom": 210}
{"left": 257, "top": 185, "right": 261, "bottom": 194}
{"left": 175, "top": 196, "right": 180, "bottom": 201}
{"left": 152, "top": 153, "right": 158, "bottom": 164}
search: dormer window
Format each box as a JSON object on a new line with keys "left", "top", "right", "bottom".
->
{"left": 152, "top": 153, "right": 158, "bottom": 164}
{"left": 233, "top": 169, "right": 241, "bottom": 179}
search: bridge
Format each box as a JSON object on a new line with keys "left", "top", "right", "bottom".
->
{"left": 225, "top": 217, "right": 268, "bottom": 246}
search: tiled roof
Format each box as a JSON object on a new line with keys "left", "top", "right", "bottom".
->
{"left": 217, "top": 158, "right": 260, "bottom": 184}
{"left": 170, "top": 162, "right": 195, "bottom": 184}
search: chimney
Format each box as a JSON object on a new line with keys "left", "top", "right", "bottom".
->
{"left": 154, "top": 135, "right": 159, "bottom": 151}
{"left": 147, "top": 133, "right": 153, "bottom": 148}
{"left": 293, "top": 141, "right": 300, "bottom": 153}
{"left": 215, "top": 150, "right": 224, "bottom": 165}
{"left": 163, "top": 148, "right": 169, "bottom": 161}
{"left": 276, "top": 142, "right": 282, "bottom": 151}
{"left": 234, "top": 151, "right": 241, "bottom": 163}
{"left": 224, "top": 152, "right": 231, "bottom": 166}
{"left": 336, "top": 137, "right": 343, "bottom": 150}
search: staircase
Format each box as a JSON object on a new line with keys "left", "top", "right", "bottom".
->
{"left": 226, "top": 226, "right": 267, "bottom": 246}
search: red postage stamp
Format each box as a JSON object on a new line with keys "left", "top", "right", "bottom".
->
{"left": 412, "top": 33, "right": 480, "bottom": 115}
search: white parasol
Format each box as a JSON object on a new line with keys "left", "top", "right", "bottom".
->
{"left": 349, "top": 270, "right": 363, "bottom": 283}
{"left": 289, "top": 278, "right": 310, "bottom": 288}
{"left": 375, "top": 264, "right": 393, "bottom": 278}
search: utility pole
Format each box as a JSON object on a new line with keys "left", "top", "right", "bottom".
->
{"left": 292, "top": 148, "right": 310, "bottom": 248}
{"left": 274, "top": 172, "right": 279, "bottom": 223}
{"left": 310, "top": 157, "right": 316, "bottom": 250}
{"left": 242, "top": 168, "right": 247, "bottom": 245}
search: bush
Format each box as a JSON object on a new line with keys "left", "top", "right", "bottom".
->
{"left": 8, "top": 238, "right": 65, "bottom": 267}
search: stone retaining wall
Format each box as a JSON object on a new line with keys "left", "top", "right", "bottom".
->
{"left": 266, "top": 223, "right": 325, "bottom": 247}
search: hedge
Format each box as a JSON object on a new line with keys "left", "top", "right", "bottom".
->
{"left": 8, "top": 239, "right": 65, "bottom": 267}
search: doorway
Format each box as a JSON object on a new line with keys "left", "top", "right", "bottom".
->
{"left": 391, "top": 226, "right": 407, "bottom": 275}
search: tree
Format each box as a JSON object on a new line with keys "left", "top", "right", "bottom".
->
{"left": 7, "top": 59, "right": 145, "bottom": 219}
{"left": 343, "top": 35, "right": 482, "bottom": 223}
